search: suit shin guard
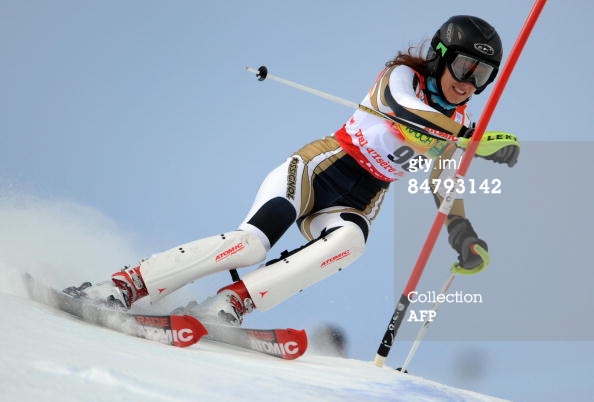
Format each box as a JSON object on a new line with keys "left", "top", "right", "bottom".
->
{"left": 140, "top": 231, "right": 266, "bottom": 302}
{"left": 241, "top": 224, "right": 365, "bottom": 311}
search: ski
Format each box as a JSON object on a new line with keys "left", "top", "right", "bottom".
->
{"left": 22, "top": 274, "right": 308, "bottom": 360}
{"left": 22, "top": 273, "right": 208, "bottom": 347}
{"left": 204, "top": 324, "right": 307, "bottom": 360}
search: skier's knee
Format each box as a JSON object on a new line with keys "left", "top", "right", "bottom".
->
{"left": 338, "top": 212, "right": 370, "bottom": 242}
{"left": 298, "top": 207, "right": 370, "bottom": 242}
{"left": 244, "top": 197, "right": 297, "bottom": 247}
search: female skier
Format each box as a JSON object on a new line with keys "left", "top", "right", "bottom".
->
{"left": 73, "top": 15, "right": 520, "bottom": 326}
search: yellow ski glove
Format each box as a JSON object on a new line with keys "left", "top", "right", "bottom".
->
{"left": 458, "top": 131, "right": 520, "bottom": 167}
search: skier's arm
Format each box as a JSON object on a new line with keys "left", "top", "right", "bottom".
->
{"left": 457, "top": 131, "right": 521, "bottom": 167}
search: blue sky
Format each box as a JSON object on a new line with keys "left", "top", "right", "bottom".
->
{"left": 2, "top": 1, "right": 593, "bottom": 401}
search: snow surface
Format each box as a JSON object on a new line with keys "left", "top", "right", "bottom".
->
{"left": 0, "top": 268, "right": 508, "bottom": 402}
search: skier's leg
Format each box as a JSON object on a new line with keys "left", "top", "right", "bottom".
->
{"left": 132, "top": 231, "right": 267, "bottom": 302}
{"left": 101, "top": 138, "right": 348, "bottom": 311}
{"left": 237, "top": 136, "right": 348, "bottom": 249}
{"left": 104, "top": 230, "right": 266, "bottom": 308}
{"left": 223, "top": 208, "right": 370, "bottom": 313}
{"left": 112, "top": 155, "right": 308, "bottom": 308}
{"left": 236, "top": 157, "right": 304, "bottom": 250}
{"left": 176, "top": 211, "right": 367, "bottom": 325}
{"left": 243, "top": 225, "right": 365, "bottom": 311}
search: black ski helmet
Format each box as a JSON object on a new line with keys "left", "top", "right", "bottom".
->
{"left": 428, "top": 15, "right": 503, "bottom": 94}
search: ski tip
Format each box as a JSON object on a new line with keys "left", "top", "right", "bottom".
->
{"left": 277, "top": 328, "right": 308, "bottom": 360}
{"left": 169, "top": 315, "right": 208, "bottom": 347}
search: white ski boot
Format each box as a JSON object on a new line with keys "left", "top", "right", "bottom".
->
{"left": 62, "top": 280, "right": 128, "bottom": 309}
{"left": 63, "top": 266, "right": 149, "bottom": 309}
{"left": 172, "top": 281, "right": 254, "bottom": 326}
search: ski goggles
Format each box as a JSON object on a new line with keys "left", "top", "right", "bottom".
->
{"left": 446, "top": 53, "right": 497, "bottom": 90}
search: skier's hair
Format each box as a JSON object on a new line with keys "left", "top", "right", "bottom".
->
{"left": 385, "top": 43, "right": 431, "bottom": 77}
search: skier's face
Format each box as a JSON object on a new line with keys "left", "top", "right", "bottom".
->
{"left": 440, "top": 68, "right": 476, "bottom": 105}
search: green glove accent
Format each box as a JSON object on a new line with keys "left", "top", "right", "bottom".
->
{"left": 451, "top": 245, "right": 491, "bottom": 275}
{"left": 458, "top": 131, "right": 520, "bottom": 157}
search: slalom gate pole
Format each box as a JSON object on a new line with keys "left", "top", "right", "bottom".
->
{"left": 373, "top": 0, "right": 548, "bottom": 367}
{"left": 399, "top": 272, "right": 456, "bottom": 373}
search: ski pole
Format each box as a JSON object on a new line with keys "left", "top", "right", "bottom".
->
{"left": 246, "top": 65, "right": 359, "bottom": 109}
{"left": 373, "top": 0, "right": 548, "bottom": 367}
{"left": 245, "top": 66, "right": 461, "bottom": 143}
{"left": 399, "top": 271, "right": 456, "bottom": 373}
{"left": 400, "top": 246, "right": 490, "bottom": 372}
